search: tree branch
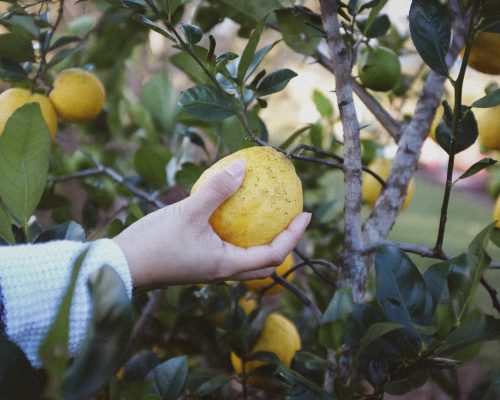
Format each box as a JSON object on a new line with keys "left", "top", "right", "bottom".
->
{"left": 314, "top": 50, "right": 402, "bottom": 142}
{"left": 362, "top": 7, "right": 470, "bottom": 248}
{"left": 320, "top": 0, "right": 366, "bottom": 302}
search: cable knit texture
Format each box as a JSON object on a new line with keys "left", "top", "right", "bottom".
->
{"left": 0, "top": 239, "right": 132, "bottom": 367}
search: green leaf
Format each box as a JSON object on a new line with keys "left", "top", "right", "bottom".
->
{"left": 39, "top": 248, "right": 90, "bottom": 397}
{"left": 293, "top": 351, "right": 328, "bottom": 371}
{"left": 375, "top": 245, "right": 436, "bottom": 334}
{"left": 0, "top": 31, "right": 35, "bottom": 62}
{"left": 244, "top": 41, "right": 280, "bottom": 81}
{"left": 436, "top": 315, "right": 500, "bottom": 356}
{"left": 178, "top": 85, "right": 234, "bottom": 121}
{"left": 409, "top": 0, "right": 451, "bottom": 76}
{"left": 62, "top": 266, "right": 133, "bottom": 400}
{"left": 180, "top": 23, "right": 203, "bottom": 45}
{"left": 359, "top": 322, "right": 403, "bottom": 353}
{"left": 323, "top": 287, "right": 353, "bottom": 322}
{"left": 423, "top": 260, "right": 450, "bottom": 304}
{"left": 471, "top": 88, "right": 500, "bottom": 108}
{"left": 46, "top": 46, "right": 82, "bottom": 68}
{"left": 309, "top": 123, "right": 323, "bottom": 148}
{"left": 1, "top": 15, "right": 40, "bottom": 38}
{"left": 436, "top": 104, "right": 478, "bottom": 155}
{"left": 175, "top": 162, "right": 205, "bottom": 191}
{"left": 0, "top": 201, "right": 14, "bottom": 244}
{"left": 255, "top": 68, "right": 297, "bottom": 97}
{"left": 0, "top": 336, "right": 43, "bottom": 399}
{"left": 35, "top": 221, "right": 86, "bottom": 243}
{"left": 312, "top": 90, "right": 333, "bottom": 119}
{"left": 148, "top": 356, "right": 188, "bottom": 400}
{"left": 49, "top": 35, "right": 82, "bottom": 51}
{"left": 218, "top": 0, "right": 284, "bottom": 26}
{"left": 134, "top": 143, "right": 171, "bottom": 189}
{"left": 237, "top": 20, "right": 264, "bottom": 83}
{"left": 170, "top": 46, "right": 209, "bottom": 84}
{"left": 279, "top": 126, "right": 310, "bottom": 149}
{"left": 357, "top": 14, "right": 391, "bottom": 38}
{"left": 445, "top": 254, "right": 470, "bottom": 323}
{"left": 167, "top": 0, "right": 182, "bottom": 17}
{"left": 137, "top": 15, "right": 176, "bottom": 42}
{"left": 193, "top": 375, "right": 232, "bottom": 396}
{"left": 141, "top": 73, "right": 177, "bottom": 133}
{"left": 362, "top": 0, "right": 388, "bottom": 33}
{"left": 0, "top": 103, "right": 51, "bottom": 227}
{"left": 276, "top": 8, "right": 323, "bottom": 56}
{"left": 455, "top": 158, "right": 497, "bottom": 182}
{"left": 384, "top": 370, "right": 429, "bottom": 396}
{"left": 277, "top": 364, "right": 332, "bottom": 399}
{"left": 0, "top": 60, "right": 27, "bottom": 82}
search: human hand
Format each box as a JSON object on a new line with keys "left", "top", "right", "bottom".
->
{"left": 113, "top": 158, "right": 311, "bottom": 288}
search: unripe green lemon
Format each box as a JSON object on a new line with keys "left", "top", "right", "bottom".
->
{"left": 358, "top": 46, "right": 401, "bottom": 92}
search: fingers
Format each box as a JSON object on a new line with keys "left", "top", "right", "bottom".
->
{"left": 190, "top": 158, "right": 246, "bottom": 218}
{"left": 221, "top": 212, "right": 312, "bottom": 276}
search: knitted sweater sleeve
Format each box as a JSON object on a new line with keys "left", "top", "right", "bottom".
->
{"left": 0, "top": 239, "right": 132, "bottom": 368}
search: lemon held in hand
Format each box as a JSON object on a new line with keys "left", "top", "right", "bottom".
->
{"left": 0, "top": 88, "right": 58, "bottom": 138}
{"left": 49, "top": 68, "right": 105, "bottom": 123}
{"left": 191, "top": 146, "right": 303, "bottom": 247}
{"left": 244, "top": 253, "right": 295, "bottom": 295}
{"left": 362, "top": 158, "right": 415, "bottom": 209}
{"left": 230, "top": 313, "right": 301, "bottom": 376}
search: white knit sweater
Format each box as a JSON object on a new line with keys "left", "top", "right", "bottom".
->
{"left": 0, "top": 239, "right": 132, "bottom": 368}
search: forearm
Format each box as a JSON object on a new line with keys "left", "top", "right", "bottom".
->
{"left": 0, "top": 239, "right": 132, "bottom": 367}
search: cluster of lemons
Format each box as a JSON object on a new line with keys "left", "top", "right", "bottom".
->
{"left": 0, "top": 68, "right": 105, "bottom": 138}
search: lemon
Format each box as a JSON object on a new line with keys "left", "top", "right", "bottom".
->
{"left": 476, "top": 104, "right": 500, "bottom": 152}
{"left": 464, "top": 32, "right": 500, "bottom": 75}
{"left": 0, "top": 88, "right": 58, "bottom": 138}
{"left": 230, "top": 313, "right": 301, "bottom": 376}
{"left": 494, "top": 197, "right": 500, "bottom": 228}
{"left": 49, "top": 68, "right": 105, "bottom": 123}
{"left": 191, "top": 146, "right": 303, "bottom": 247}
{"left": 428, "top": 105, "right": 444, "bottom": 141}
{"left": 243, "top": 253, "right": 295, "bottom": 295}
{"left": 362, "top": 158, "right": 415, "bottom": 209}
{"left": 358, "top": 46, "right": 401, "bottom": 92}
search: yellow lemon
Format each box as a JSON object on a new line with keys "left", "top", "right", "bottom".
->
{"left": 429, "top": 105, "right": 444, "bottom": 141}
{"left": 494, "top": 197, "right": 500, "bottom": 228}
{"left": 191, "top": 146, "right": 303, "bottom": 247}
{"left": 243, "top": 253, "right": 295, "bottom": 295}
{"left": 362, "top": 158, "right": 415, "bottom": 209}
{"left": 49, "top": 68, "right": 105, "bottom": 123}
{"left": 230, "top": 313, "right": 301, "bottom": 376}
{"left": 464, "top": 32, "right": 500, "bottom": 75}
{"left": 0, "top": 88, "right": 57, "bottom": 138}
{"left": 476, "top": 104, "right": 500, "bottom": 152}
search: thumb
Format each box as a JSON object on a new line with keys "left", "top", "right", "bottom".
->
{"left": 191, "top": 158, "right": 246, "bottom": 217}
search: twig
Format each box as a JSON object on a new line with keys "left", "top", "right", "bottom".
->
{"left": 79, "top": 148, "right": 166, "bottom": 209}
{"left": 320, "top": 0, "right": 366, "bottom": 302}
{"left": 480, "top": 278, "right": 500, "bottom": 314}
{"left": 435, "top": 1, "right": 480, "bottom": 252}
{"left": 129, "top": 289, "right": 164, "bottom": 345}
{"left": 50, "top": 168, "right": 104, "bottom": 182}
{"left": 271, "top": 273, "right": 324, "bottom": 324}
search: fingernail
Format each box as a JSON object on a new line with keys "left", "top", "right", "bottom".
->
{"left": 226, "top": 158, "right": 246, "bottom": 178}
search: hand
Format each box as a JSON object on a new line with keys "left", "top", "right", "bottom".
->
{"left": 113, "top": 158, "right": 311, "bottom": 288}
